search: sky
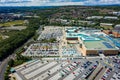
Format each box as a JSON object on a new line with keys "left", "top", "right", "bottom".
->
{"left": 0, "top": 0, "right": 120, "bottom": 6}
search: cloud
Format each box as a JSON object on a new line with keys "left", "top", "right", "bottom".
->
{"left": 0, "top": 0, "right": 84, "bottom": 6}
{"left": 0, "top": 0, "right": 120, "bottom": 6}
{"left": 85, "top": 0, "right": 120, "bottom": 5}
{"left": 47, "top": 2, "right": 84, "bottom": 6}
{"left": 0, "top": 0, "right": 32, "bottom": 3}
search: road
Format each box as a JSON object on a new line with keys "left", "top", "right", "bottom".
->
{"left": 0, "top": 55, "right": 14, "bottom": 80}
{"left": 0, "top": 58, "right": 8, "bottom": 80}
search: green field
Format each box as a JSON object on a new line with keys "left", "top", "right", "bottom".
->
{"left": 0, "top": 20, "right": 25, "bottom": 27}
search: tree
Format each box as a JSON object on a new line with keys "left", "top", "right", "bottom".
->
{"left": 0, "top": 18, "right": 41, "bottom": 61}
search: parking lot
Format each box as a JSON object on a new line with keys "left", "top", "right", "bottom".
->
{"left": 37, "top": 26, "right": 63, "bottom": 40}
{"left": 61, "top": 44, "right": 81, "bottom": 57}
{"left": 108, "top": 57, "right": 120, "bottom": 80}
{"left": 23, "top": 43, "right": 59, "bottom": 57}
{"left": 23, "top": 42, "right": 82, "bottom": 58}
{"left": 11, "top": 57, "right": 120, "bottom": 80}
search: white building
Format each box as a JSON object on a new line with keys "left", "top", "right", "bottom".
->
{"left": 104, "top": 16, "right": 118, "bottom": 20}
{"left": 113, "top": 11, "right": 120, "bottom": 16}
{"left": 114, "top": 24, "right": 120, "bottom": 30}
{"left": 100, "top": 23, "right": 113, "bottom": 27}
{"left": 86, "top": 16, "right": 103, "bottom": 19}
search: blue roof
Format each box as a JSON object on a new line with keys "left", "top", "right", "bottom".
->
{"left": 103, "top": 42, "right": 113, "bottom": 48}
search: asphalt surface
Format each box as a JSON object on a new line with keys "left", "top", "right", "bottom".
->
{"left": 9, "top": 56, "right": 120, "bottom": 80}
{"left": 0, "top": 55, "right": 13, "bottom": 80}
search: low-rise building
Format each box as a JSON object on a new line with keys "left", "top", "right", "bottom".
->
{"left": 100, "top": 23, "right": 113, "bottom": 29}
{"left": 103, "top": 24, "right": 120, "bottom": 38}
{"left": 112, "top": 30, "right": 120, "bottom": 38}
{"left": 114, "top": 24, "right": 120, "bottom": 30}
{"left": 104, "top": 16, "right": 118, "bottom": 20}
{"left": 113, "top": 11, "right": 120, "bottom": 16}
{"left": 86, "top": 16, "right": 103, "bottom": 19}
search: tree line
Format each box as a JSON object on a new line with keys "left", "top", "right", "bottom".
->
{"left": 0, "top": 18, "right": 41, "bottom": 61}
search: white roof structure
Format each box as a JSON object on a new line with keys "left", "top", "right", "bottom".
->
{"left": 100, "top": 23, "right": 113, "bottom": 26}
{"left": 86, "top": 16, "right": 103, "bottom": 19}
{"left": 115, "top": 24, "right": 120, "bottom": 27}
{"left": 112, "top": 11, "right": 120, "bottom": 16}
{"left": 104, "top": 16, "right": 118, "bottom": 20}
{"left": 114, "top": 24, "right": 120, "bottom": 30}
